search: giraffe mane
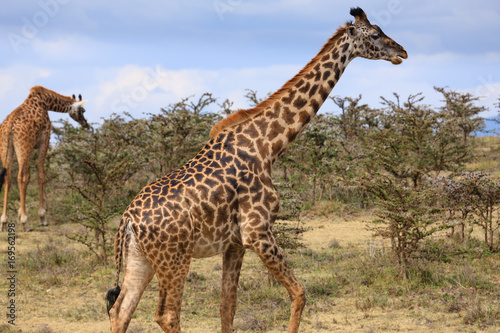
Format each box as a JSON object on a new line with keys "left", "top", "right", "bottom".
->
{"left": 29, "top": 85, "right": 74, "bottom": 102}
{"left": 209, "top": 25, "right": 349, "bottom": 139}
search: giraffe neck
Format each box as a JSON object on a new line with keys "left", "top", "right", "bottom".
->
{"left": 27, "top": 86, "right": 74, "bottom": 113}
{"left": 237, "top": 27, "right": 355, "bottom": 163}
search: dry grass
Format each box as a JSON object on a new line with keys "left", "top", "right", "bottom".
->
{"left": 468, "top": 136, "right": 500, "bottom": 178}
{"left": 1, "top": 212, "right": 499, "bottom": 333}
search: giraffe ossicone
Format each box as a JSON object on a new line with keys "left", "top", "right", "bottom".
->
{"left": 0, "top": 86, "right": 89, "bottom": 231}
{"left": 107, "top": 7, "right": 407, "bottom": 333}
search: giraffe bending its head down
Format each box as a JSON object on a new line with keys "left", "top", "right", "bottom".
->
{"left": 106, "top": 7, "right": 407, "bottom": 333}
{"left": 0, "top": 86, "right": 89, "bottom": 232}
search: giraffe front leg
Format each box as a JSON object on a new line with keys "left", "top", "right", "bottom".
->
{"left": 245, "top": 229, "right": 306, "bottom": 333}
{"left": 221, "top": 246, "right": 245, "bottom": 333}
{"left": 1, "top": 144, "right": 14, "bottom": 232}
{"left": 1, "top": 168, "right": 12, "bottom": 232}
{"left": 37, "top": 130, "right": 49, "bottom": 227}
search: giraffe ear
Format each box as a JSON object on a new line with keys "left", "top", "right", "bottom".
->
{"left": 350, "top": 7, "right": 368, "bottom": 24}
{"left": 347, "top": 25, "right": 357, "bottom": 37}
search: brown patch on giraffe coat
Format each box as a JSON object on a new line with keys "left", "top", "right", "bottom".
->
{"left": 308, "top": 84, "right": 319, "bottom": 98}
{"left": 322, "top": 61, "right": 334, "bottom": 69}
{"left": 298, "top": 82, "right": 311, "bottom": 94}
{"left": 267, "top": 121, "right": 285, "bottom": 141}
{"left": 286, "top": 128, "right": 299, "bottom": 142}
{"left": 309, "top": 98, "right": 320, "bottom": 113}
{"left": 243, "top": 123, "right": 259, "bottom": 139}
{"left": 272, "top": 139, "right": 284, "bottom": 155}
{"left": 298, "top": 111, "right": 311, "bottom": 125}
{"left": 281, "top": 90, "right": 297, "bottom": 104}
{"left": 282, "top": 106, "right": 296, "bottom": 125}
{"left": 314, "top": 71, "right": 321, "bottom": 82}
{"left": 256, "top": 138, "right": 270, "bottom": 159}
{"left": 236, "top": 134, "right": 252, "bottom": 148}
{"left": 293, "top": 96, "right": 307, "bottom": 109}
{"left": 319, "top": 86, "right": 329, "bottom": 101}
{"left": 322, "top": 71, "right": 331, "bottom": 81}
{"left": 254, "top": 118, "right": 268, "bottom": 137}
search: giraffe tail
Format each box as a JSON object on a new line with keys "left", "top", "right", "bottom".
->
{"left": 105, "top": 215, "right": 128, "bottom": 316}
{"left": 0, "top": 168, "right": 5, "bottom": 192}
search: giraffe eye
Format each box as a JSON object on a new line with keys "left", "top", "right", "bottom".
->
{"left": 371, "top": 33, "right": 380, "bottom": 40}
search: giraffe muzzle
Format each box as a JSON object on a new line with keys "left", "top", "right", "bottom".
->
{"left": 391, "top": 49, "right": 408, "bottom": 65}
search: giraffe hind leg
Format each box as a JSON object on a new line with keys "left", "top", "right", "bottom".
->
{"left": 220, "top": 246, "right": 245, "bottom": 333}
{"left": 153, "top": 250, "right": 192, "bottom": 332}
{"left": 109, "top": 229, "right": 155, "bottom": 333}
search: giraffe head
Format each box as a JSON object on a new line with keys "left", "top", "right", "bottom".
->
{"left": 347, "top": 7, "right": 407, "bottom": 65}
{"left": 70, "top": 94, "right": 90, "bottom": 129}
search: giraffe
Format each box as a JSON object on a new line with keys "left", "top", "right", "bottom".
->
{"left": 106, "top": 7, "right": 407, "bottom": 333}
{"left": 0, "top": 85, "right": 89, "bottom": 232}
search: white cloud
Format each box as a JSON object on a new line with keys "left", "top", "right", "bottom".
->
{"left": 91, "top": 65, "right": 217, "bottom": 118}
{"left": 0, "top": 65, "right": 53, "bottom": 119}
{"left": 80, "top": 63, "right": 301, "bottom": 121}
{"left": 156, "top": 68, "right": 215, "bottom": 99}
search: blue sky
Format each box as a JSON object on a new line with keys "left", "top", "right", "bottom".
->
{"left": 1, "top": 0, "right": 500, "bottom": 126}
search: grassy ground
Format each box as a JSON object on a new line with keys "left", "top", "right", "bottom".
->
{"left": 469, "top": 136, "right": 500, "bottom": 178}
{"left": 1, "top": 136, "right": 500, "bottom": 332}
{"left": 1, "top": 213, "right": 499, "bottom": 333}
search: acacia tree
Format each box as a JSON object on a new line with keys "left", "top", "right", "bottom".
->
{"left": 355, "top": 92, "right": 482, "bottom": 269}
{"left": 367, "top": 176, "right": 443, "bottom": 268}
{"left": 439, "top": 175, "right": 475, "bottom": 241}
{"left": 440, "top": 172, "right": 500, "bottom": 249}
{"left": 51, "top": 115, "right": 146, "bottom": 264}
{"left": 435, "top": 86, "right": 485, "bottom": 146}
{"left": 145, "top": 93, "right": 221, "bottom": 176}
